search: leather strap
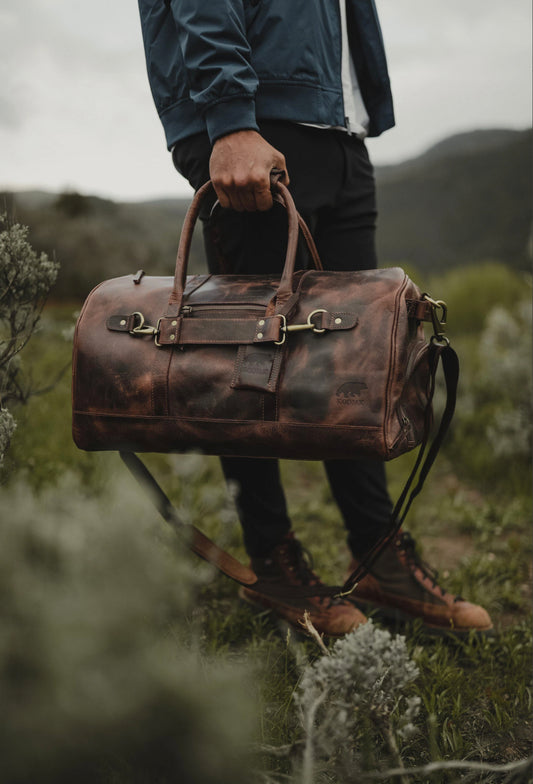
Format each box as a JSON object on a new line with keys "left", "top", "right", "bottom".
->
{"left": 107, "top": 310, "right": 358, "bottom": 344}
{"left": 154, "top": 310, "right": 357, "bottom": 346}
{"left": 166, "top": 180, "right": 212, "bottom": 318}
{"left": 119, "top": 451, "right": 257, "bottom": 587}
{"left": 120, "top": 451, "right": 338, "bottom": 599}
{"left": 406, "top": 299, "right": 436, "bottom": 322}
{"left": 157, "top": 314, "right": 283, "bottom": 346}
{"left": 119, "top": 343, "right": 459, "bottom": 600}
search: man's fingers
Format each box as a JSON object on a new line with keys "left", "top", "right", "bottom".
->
{"left": 215, "top": 184, "right": 257, "bottom": 212}
{"left": 209, "top": 131, "right": 289, "bottom": 211}
{"left": 254, "top": 182, "right": 274, "bottom": 211}
{"left": 214, "top": 178, "right": 273, "bottom": 212}
{"left": 229, "top": 172, "right": 271, "bottom": 211}
{"left": 270, "top": 163, "right": 290, "bottom": 188}
{"left": 239, "top": 186, "right": 261, "bottom": 212}
{"left": 216, "top": 185, "right": 231, "bottom": 210}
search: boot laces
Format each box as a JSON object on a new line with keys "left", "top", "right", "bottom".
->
{"left": 280, "top": 538, "right": 320, "bottom": 586}
{"left": 279, "top": 539, "right": 340, "bottom": 607}
{"left": 396, "top": 532, "right": 448, "bottom": 598}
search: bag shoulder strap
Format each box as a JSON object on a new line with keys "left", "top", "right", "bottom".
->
{"left": 340, "top": 342, "right": 458, "bottom": 595}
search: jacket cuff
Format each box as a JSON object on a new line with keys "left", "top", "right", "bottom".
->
{"left": 205, "top": 96, "right": 259, "bottom": 145}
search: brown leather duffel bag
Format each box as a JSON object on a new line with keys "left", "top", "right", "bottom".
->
{"left": 72, "top": 181, "right": 450, "bottom": 462}
{"left": 72, "top": 181, "right": 457, "bottom": 597}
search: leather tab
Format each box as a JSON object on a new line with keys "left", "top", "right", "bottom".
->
{"left": 406, "top": 299, "right": 433, "bottom": 322}
{"left": 313, "top": 311, "right": 358, "bottom": 332}
{"left": 231, "top": 344, "right": 283, "bottom": 394}
{"left": 157, "top": 316, "right": 182, "bottom": 345}
{"left": 106, "top": 314, "right": 136, "bottom": 332}
{"left": 253, "top": 315, "right": 284, "bottom": 343}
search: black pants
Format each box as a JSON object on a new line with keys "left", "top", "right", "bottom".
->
{"left": 173, "top": 121, "right": 393, "bottom": 558}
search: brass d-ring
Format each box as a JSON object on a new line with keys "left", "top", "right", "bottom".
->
{"left": 307, "top": 309, "right": 327, "bottom": 333}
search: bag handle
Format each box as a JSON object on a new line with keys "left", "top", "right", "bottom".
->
{"left": 164, "top": 180, "right": 321, "bottom": 319}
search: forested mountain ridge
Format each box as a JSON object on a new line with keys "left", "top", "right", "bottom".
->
{"left": 375, "top": 128, "right": 532, "bottom": 272}
{"left": 3, "top": 127, "right": 531, "bottom": 300}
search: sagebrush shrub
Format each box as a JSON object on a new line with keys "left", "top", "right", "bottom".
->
{"left": 296, "top": 622, "right": 420, "bottom": 781}
{"left": 0, "top": 219, "right": 59, "bottom": 461}
{"left": 445, "top": 296, "right": 533, "bottom": 490}
{"left": 479, "top": 302, "right": 532, "bottom": 459}
{"left": 0, "top": 406, "right": 15, "bottom": 463}
{"left": 0, "top": 475, "right": 256, "bottom": 784}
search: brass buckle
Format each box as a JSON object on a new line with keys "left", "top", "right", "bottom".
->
{"left": 154, "top": 318, "right": 163, "bottom": 346}
{"left": 274, "top": 315, "right": 287, "bottom": 345}
{"left": 274, "top": 309, "right": 328, "bottom": 345}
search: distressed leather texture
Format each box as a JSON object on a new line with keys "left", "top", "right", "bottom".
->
{"left": 72, "top": 183, "right": 433, "bottom": 461}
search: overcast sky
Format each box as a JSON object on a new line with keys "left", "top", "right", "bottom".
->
{"left": 1, "top": 0, "right": 531, "bottom": 201}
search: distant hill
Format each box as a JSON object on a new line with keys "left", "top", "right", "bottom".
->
{"left": 2, "top": 190, "right": 198, "bottom": 300}
{"left": 379, "top": 129, "right": 526, "bottom": 170}
{"left": 2, "top": 127, "right": 531, "bottom": 300}
{"left": 375, "top": 128, "right": 532, "bottom": 272}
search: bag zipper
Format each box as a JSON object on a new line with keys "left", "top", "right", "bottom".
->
{"left": 181, "top": 304, "right": 266, "bottom": 316}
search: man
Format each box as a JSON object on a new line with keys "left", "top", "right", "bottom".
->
{"left": 137, "top": 0, "right": 492, "bottom": 637}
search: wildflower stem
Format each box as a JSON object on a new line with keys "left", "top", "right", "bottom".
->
{"left": 299, "top": 611, "right": 329, "bottom": 655}
{"left": 382, "top": 723, "right": 409, "bottom": 784}
{"left": 357, "top": 755, "right": 533, "bottom": 781}
{"left": 301, "top": 692, "right": 326, "bottom": 784}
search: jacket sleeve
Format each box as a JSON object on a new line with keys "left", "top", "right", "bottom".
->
{"left": 169, "top": 0, "right": 259, "bottom": 143}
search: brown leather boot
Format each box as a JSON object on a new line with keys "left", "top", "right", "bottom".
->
{"left": 241, "top": 533, "right": 366, "bottom": 637}
{"left": 347, "top": 531, "right": 493, "bottom": 637}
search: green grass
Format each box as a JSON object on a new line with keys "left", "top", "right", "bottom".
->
{"left": 1, "top": 299, "right": 532, "bottom": 783}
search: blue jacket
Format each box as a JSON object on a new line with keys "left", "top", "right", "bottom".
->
{"left": 138, "top": 0, "right": 395, "bottom": 149}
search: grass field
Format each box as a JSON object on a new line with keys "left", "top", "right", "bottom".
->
{"left": 1, "top": 269, "right": 531, "bottom": 783}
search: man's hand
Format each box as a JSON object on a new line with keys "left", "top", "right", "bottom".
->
{"left": 209, "top": 130, "right": 289, "bottom": 211}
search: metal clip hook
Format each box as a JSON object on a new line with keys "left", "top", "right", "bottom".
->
{"left": 422, "top": 294, "right": 448, "bottom": 342}
{"left": 274, "top": 309, "right": 328, "bottom": 345}
{"left": 129, "top": 311, "right": 160, "bottom": 337}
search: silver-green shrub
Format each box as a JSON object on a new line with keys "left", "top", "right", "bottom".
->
{"left": 440, "top": 268, "right": 532, "bottom": 489}
{"left": 0, "top": 219, "right": 59, "bottom": 461}
{"left": 0, "top": 474, "right": 256, "bottom": 784}
{"left": 0, "top": 406, "right": 16, "bottom": 463}
{"left": 479, "top": 302, "right": 532, "bottom": 459}
{"left": 295, "top": 621, "right": 420, "bottom": 782}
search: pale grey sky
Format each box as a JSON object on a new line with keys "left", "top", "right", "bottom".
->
{"left": 1, "top": 0, "right": 531, "bottom": 200}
